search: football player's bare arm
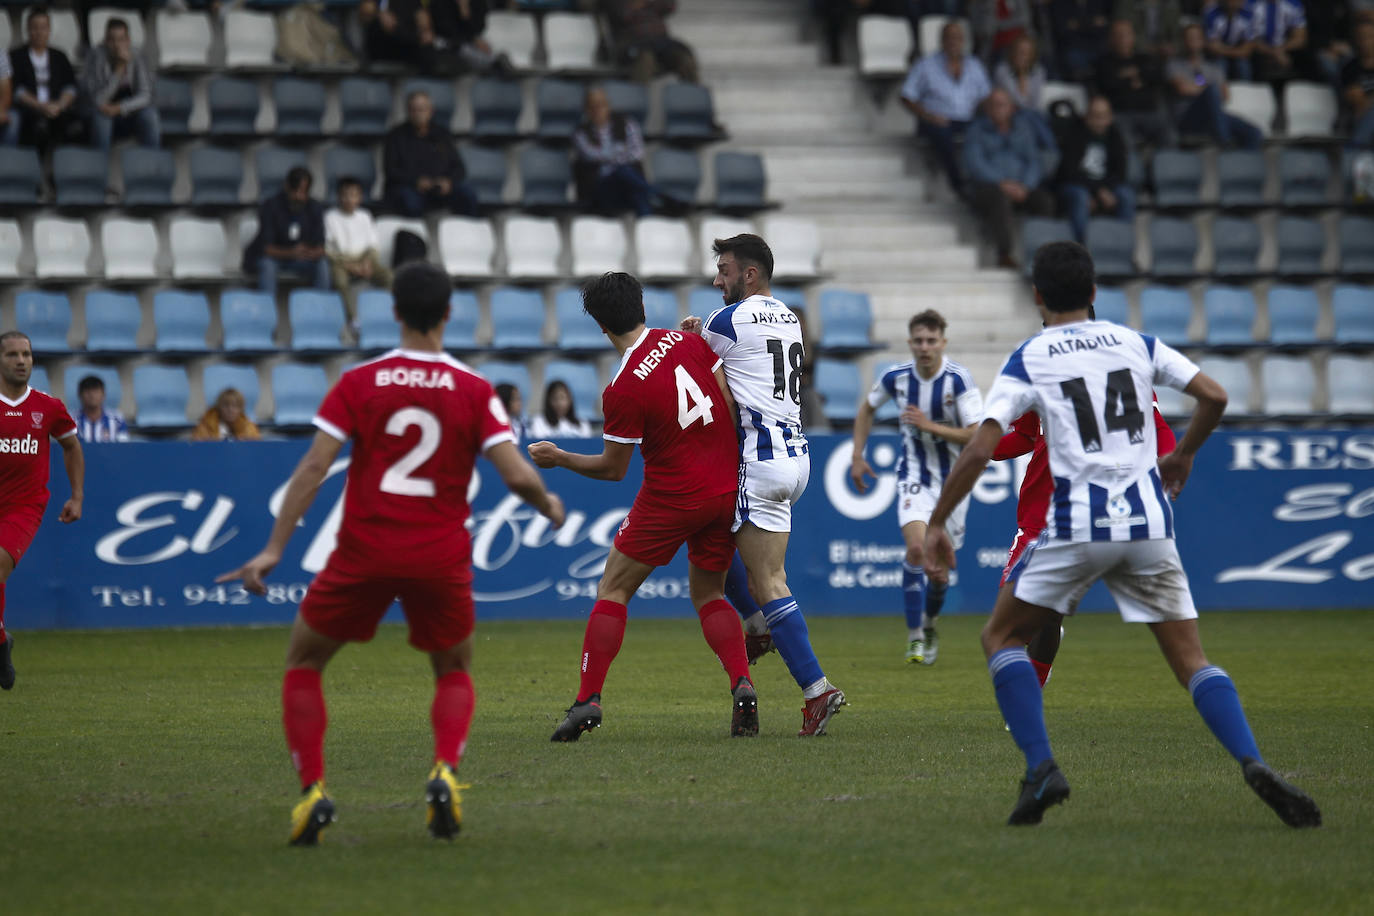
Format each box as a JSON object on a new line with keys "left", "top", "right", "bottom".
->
{"left": 485, "top": 440, "right": 565, "bottom": 526}
{"left": 849, "top": 400, "right": 878, "bottom": 493}
{"left": 527, "top": 438, "right": 635, "bottom": 482}
{"left": 925, "top": 419, "right": 1005, "bottom": 583}
{"left": 902, "top": 404, "right": 979, "bottom": 446}
{"left": 712, "top": 364, "right": 736, "bottom": 420}
{"left": 57, "top": 433, "right": 84, "bottom": 522}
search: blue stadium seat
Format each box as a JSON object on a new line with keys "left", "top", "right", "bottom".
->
{"left": 1266, "top": 286, "right": 1321, "bottom": 348}
{"left": 29, "top": 365, "right": 51, "bottom": 395}
{"left": 1151, "top": 150, "right": 1203, "bottom": 209}
{"left": 121, "top": 148, "right": 176, "bottom": 207}
{"left": 1093, "top": 286, "right": 1130, "bottom": 326}
{"left": 1328, "top": 354, "right": 1374, "bottom": 415}
{"left": 519, "top": 146, "right": 572, "bottom": 209}
{"left": 273, "top": 77, "right": 326, "bottom": 136}
{"left": 255, "top": 145, "right": 309, "bottom": 202}
{"left": 1202, "top": 286, "right": 1257, "bottom": 348}
{"left": 63, "top": 364, "right": 122, "bottom": 411}
{"left": 470, "top": 78, "right": 524, "bottom": 141}
{"left": 357, "top": 289, "right": 400, "bottom": 351}
{"left": 323, "top": 145, "right": 377, "bottom": 199}
{"left": 1196, "top": 356, "right": 1253, "bottom": 418}
{"left": 477, "top": 360, "right": 532, "bottom": 398}
{"left": 1139, "top": 286, "right": 1193, "bottom": 347}
{"left": 1211, "top": 216, "right": 1262, "bottom": 277}
{"left": 54, "top": 147, "right": 108, "bottom": 206}
{"left": 1260, "top": 355, "right": 1316, "bottom": 417}
{"left": 814, "top": 358, "right": 861, "bottom": 424}
{"left": 1275, "top": 216, "right": 1325, "bottom": 277}
{"left": 189, "top": 146, "right": 243, "bottom": 207}
{"left": 459, "top": 143, "right": 508, "bottom": 209}
{"left": 338, "top": 77, "right": 392, "bottom": 137}
{"left": 288, "top": 290, "right": 347, "bottom": 352}
{"left": 153, "top": 290, "right": 211, "bottom": 355}
{"left": 603, "top": 79, "right": 649, "bottom": 126}
{"left": 220, "top": 289, "right": 279, "bottom": 353}
{"left": 769, "top": 286, "right": 806, "bottom": 313}
{"left": 444, "top": 290, "right": 483, "bottom": 352}
{"left": 270, "top": 363, "right": 328, "bottom": 426}
{"left": 1338, "top": 216, "right": 1374, "bottom": 275}
{"left": 16, "top": 291, "right": 73, "bottom": 355}
{"left": 1021, "top": 217, "right": 1073, "bottom": 275}
{"left": 1148, "top": 216, "right": 1199, "bottom": 278}
{"left": 555, "top": 287, "right": 603, "bottom": 351}
{"left": 688, "top": 286, "right": 723, "bottom": 321}
{"left": 1085, "top": 218, "right": 1136, "bottom": 278}
{"left": 207, "top": 77, "right": 260, "bottom": 135}
{"left": 1332, "top": 284, "right": 1374, "bottom": 347}
{"left": 714, "top": 152, "right": 767, "bottom": 211}
{"left": 649, "top": 147, "right": 700, "bottom": 205}
{"left": 535, "top": 78, "right": 585, "bottom": 142}
{"left": 84, "top": 289, "right": 143, "bottom": 354}
{"left": 489, "top": 287, "right": 547, "bottom": 351}
{"left": 202, "top": 363, "right": 261, "bottom": 421}
{"left": 642, "top": 286, "right": 680, "bottom": 330}
{"left": 1279, "top": 148, "right": 1331, "bottom": 207}
{"left": 1217, "top": 150, "right": 1267, "bottom": 208}
{"left": 0, "top": 147, "right": 42, "bottom": 205}
{"left": 132, "top": 365, "right": 191, "bottom": 430}
{"left": 661, "top": 83, "right": 720, "bottom": 143}
{"left": 817, "top": 289, "right": 877, "bottom": 352}
{"left": 542, "top": 359, "right": 602, "bottom": 421}
{"left": 399, "top": 78, "right": 456, "bottom": 130}
{"left": 155, "top": 75, "right": 194, "bottom": 135}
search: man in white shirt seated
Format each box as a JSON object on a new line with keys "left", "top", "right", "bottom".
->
{"left": 900, "top": 19, "right": 990, "bottom": 197}
{"left": 324, "top": 176, "right": 393, "bottom": 332}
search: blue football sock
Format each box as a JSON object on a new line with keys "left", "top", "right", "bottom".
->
{"left": 762, "top": 596, "right": 824, "bottom": 690}
{"left": 723, "top": 552, "right": 760, "bottom": 621}
{"left": 902, "top": 563, "right": 926, "bottom": 630}
{"left": 990, "top": 648, "right": 1053, "bottom": 776}
{"left": 924, "top": 580, "right": 948, "bottom": 624}
{"left": 1189, "top": 666, "right": 1262, "bottom": 764}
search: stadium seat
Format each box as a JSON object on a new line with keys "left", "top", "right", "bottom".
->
{"left": 764, "top": 216, "right": 823, "bottom": 280}
{"left": 437, "top": 217, "right": 497, "bottom": 279}
{"left": 1085, "top": 218, "right": 1136, "bottom": 278}
{"left": 503, "top": 216, "right": 563, "bottom": 278}
{"left": 16, "top": 291, "right": 73, "bottom": 354}
{"left": 207, "top": 77, "right": 261, "bottom": 135}
{"left": 101, "top": 218, "right": 160, "bottom": 282}
{"left": 1332, "top": 284, "right": 1374, "bottom": 347}
{"left": 460, "top": 143, "right": 508, "bottom": 208}
{"left": 570, "top": 216, "right": 629, "bottom": 277}
{"left": 642, "top": 286, "right": 680, "bottom": 330}
{"left": 1216, "top": 150, "right": 1267, "bottom": 208}
{"left": 445, "top": 290, "right": 482, "bottom": 352}
{"left": 273, "top": 77, "right": 326, "bottom": 136}
{"left": 1283, "top": 81, "right": 1338, "bottom": 139}
{"left": 155, "top": 76, "right": 194, "bottom": 135}
{"left": 554, "top": 287, "right": 603, "bottom": 351}
{"left": 1223, "top": 82, "right": 1275, "bottom": 137}
{"left": 356, "top": 289, "right": 401, "bottom": 351}
{"left": 1093, "top": 286, "right": 1130, "bottom": 326}
{"left": 399, "top": 77, "right": 457, "bottom": 130}
{"left": 29, "top": 366, "right": 51, "bottom": 395}
{"left": 858, "top": 15, "right": 914, "bottom": 79}
{"left": 153, "top": 290, "right": 212, "bottom": 355}
{"left": 288, "top": 290, "right": 347, "bottom": 352}
{"left": 338, "top": 77, "right": 392, "bottom": 137}
{"left": 1197, "top": 355, "right": 1254, "bottom": 417}
{"left": 1202, "top": 286, "right": 1257, "bottom": 348}
{"left": 543, "top": 12, "right": 601, "bottom": 71}
{"left": 270, "top": 363, "right": 328, "bottom": 427}
{"left": 1021, "top": 217, "right": 1073, "bottom": 275}
{"left": 1266, "top": 286, "right": 1321, "bottom": 348}
{"left": 224, "top": 10, "right": 279, "bottom": 69}
{"left": 121, "top": 148, "right": 176, "bottom": 207}
{"left": 188, "top": 147, "right": 243, "bottom": 207}
{"left": 714, "top": 152, "right": 768, "bottom": 211}
{"left": 688, "top": 285, "right": 724, "bottom": 320}
{"left": 89, "top": 8, "right": 145, "bottom": 51}
{"left": 519, "top": 145, "right": 573, "bottom": 209}
{"left": 634, "top": 217, "right": 693, "bottom": 279}
{"left": 485, "top": 10, "right": 538, "bottom": 69}
{"left": 602, "top": 79, "right": 648, "bottom": 126}
{"left": 814, "top": 358, "right": 862, "bottom": 425}
{"left": 33, "top": 217, "right": 92, "bottom": 279}
{"left": 53, "top": 147, "right": 107, "bottom": 207}
{"left": 374, "top": 217, "right": 429, "bottom": 269}
{"left": 1338, "top": 216, "right": 1374, "bottom": 275}
{"left": 1275, "top": 216, "right": 1326, "bottom": 277}
{"left": 0, "top": 220, "right": 21, "bottom": 278}
{"left": 255, "top": 145, "right": 309, "bottom": 202}
{"left": 1152, "top": 384, "right": 1189, "bottom": 418}
{"left": 477, "top": 360, "right": 531, "bottom": 398}
{"left": 817, "top": 290, "right": 877, "bottom": 352}
{"left": 155, "top": 10, "right": 213, "bottom": 69}
{"left": 131, "top": 365, "right": 191, "bottom": 430}
{"left": 769, "top": 285, "right": 807, "bottom": 312}
{"left": 1327, "top": 354, "right": 1374, "bottom": 415}
{"left": 21, "top": 7, "right": 79, "bottom": 58}
{"left": 1279, "top": 148, "right": 1331, "bottom": 207}
{"left": 542, "top": 360, "right": 601, "bottom": 421}
{"left": 697, "top": 216, "right": 754, "bottom": 276}
{"left": 220, "top": 289, "right": 279, "bottom": 353}
{"left": 535, "top": 78, "right": 585, "bottom": 142}
{"left": 63, "top": 364, "right": 121, "bottom": 410}
{"left": 649, "top": 147, "right": 701, "bottom": 205}
{"left": 1151, "top": 150, "right": 1204, "bottom": 209}
{"left": 918, "top": 15, "right": 970, "bottom": 55}
{"left": 662, "top": 84, "right": 721, "bottom": 143}
{"left": 169, "top": 217, "right": 229, "bottom": 280}
{"left": 1259, "top": 355, "right": 1316, "bottom": 416}
{"left": 470, "top": 78, "right": 525, "bottom": 141}
{"left": 489, "top": 287, "right": 547, "bottom": 351}
{"left": 202, "top": 363, "right": 261, "bottom": 420}
{"left": 323, "top": 145, "right": 377, "bottom": 199}
{"left": 1210, "top": 216, "right": 1262, "bottom": 277}
{"left": 1041, "top": 81, "right": 1087, "bottom": 114}
{"left": 1139, "top": 286, "right": 1194, "bottom": 347}
{"left": 0, "top": 147, "right": 42, "bottom": 205}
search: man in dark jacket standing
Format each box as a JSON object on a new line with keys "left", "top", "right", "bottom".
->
{"left": 1055, "top": 95, "right": 1135, "bottom": 244}
{"left": 243, "top": 166, "right": 331, "bottom": 295}
{"left": 383, "top": 90, "right": 478, "bottom": 217}
{"left": 6, "top": 6, "right": 80, "bottom": 150}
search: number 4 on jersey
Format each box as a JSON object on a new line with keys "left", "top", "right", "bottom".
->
{"left": 674, "top": 364, "right": 715, "bottom": 430}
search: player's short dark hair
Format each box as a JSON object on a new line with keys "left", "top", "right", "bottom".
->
{"left": 0, "top": 330, "right": 31, "bottom": 349}
{"left": 392, "top": 262, "right": 451, "bottom": 333}
{"left": 581, "top": 271, "right": 645, "bottom": 336}
{"left": 336, "top": 176, "right": 362, "bottom": 195}
{"left": 78, "top": 375, "right": 105, "bottom": 394}
{"left": 1032, "top": 241, "right": 1096, "bottom": 313}
{"left": 105, "top": 16, "right": 128, "bottom": 37}
{"left": 285, "top": 167, "right": 312, "bottom": 192}
{"left": 26, "top": 5, "right": 49, "bottom": 26}
{"left": 909, "top": 310, "right": 947, "bottom": 336}
{"left": 712, "top": 234, "right": 773, "bottom": 282}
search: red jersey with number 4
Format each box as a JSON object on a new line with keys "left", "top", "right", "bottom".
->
{"left": 602, "top": 328, "right": 739, "bottom": 503}
{"left": 313, "top": 349, "right": 514, "bottom": 578}
{"left": 995, "top": 402, "right": 1178, "bottom": 532}
{"left": 0, "top": 387, "right": 77, "bottom": 508}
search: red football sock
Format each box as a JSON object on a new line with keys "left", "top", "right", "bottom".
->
{"left": 697, "top": 598, "right": 751, "bottom": 686}
{"left": 432, "top": 670, "right": 475, "bottom": 768}
{"left": 282, "top": 668, "right": 327, "bottom": 789}
{"left": 577, "top": 600, "right": 627, "bottom": 702}
{"left": 1032, "top": 659, "right": 1053, "bottom": 689}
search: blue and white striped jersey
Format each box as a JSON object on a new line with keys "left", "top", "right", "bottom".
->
{"left": 983, "top": 320, "right": 1200, "bottom": 543}
{"left": 701, "top": 294, "right": 808, "bottom": 464}
{"left": 867, "top": 357, "right": 983, "bottom": 488}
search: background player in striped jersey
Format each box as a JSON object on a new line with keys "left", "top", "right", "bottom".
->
{"left": 924, "top": 241, "right": 1320, "bottom": 829}
{"left": 850, "top": 310, "right": 983, "bottom": 664}
{"left": 683, "top": 234, "right": 845, "bottom": 737}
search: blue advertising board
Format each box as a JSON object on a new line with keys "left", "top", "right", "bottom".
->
{"left": 7, "top": 430, "right": 1372, "bottom": 631}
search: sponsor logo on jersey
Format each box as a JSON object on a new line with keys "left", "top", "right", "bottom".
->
{"left": 0, "top": 434, "right": 41, "bottom": 455}
{"left": 375, "top": 367, "right": 456, "bottom": 390}
{"left": 632, "top": 331, "right": 684, "bottom": 381}
{"left": 1046, "top": 334, "right": 1123, "bottom": 357}
{"left": 4, "top": 411, "right": 21, "bottom": 417}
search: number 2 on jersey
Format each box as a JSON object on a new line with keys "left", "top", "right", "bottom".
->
{"left": 380, "top": 407, "right": 441, "bottom": 496}
{"left": 1059, "top": 369, "right": 1145, "bottom": 453}
{"left": 674, "top": 364, "right": 715, "bottom": 429}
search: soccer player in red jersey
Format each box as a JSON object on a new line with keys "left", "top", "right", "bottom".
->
{"left": 0, "top": 331, "right": 84, "bottom": 691}
{"left": 527, "top": 272, "right": 757, "bottom": 742}
{"left": 218, "top": 264, "right": 565, "bottom": 845}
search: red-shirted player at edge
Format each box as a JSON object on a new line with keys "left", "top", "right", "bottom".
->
{"left": 218, "top": 263, "right": 565, "bottom": 846}
{"left": 0, "top": 330, "right": 84, "bottom": 692}
{"left": 528, "top": 271, "right": 759, "bottom": 742}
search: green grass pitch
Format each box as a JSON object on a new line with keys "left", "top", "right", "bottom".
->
{"left": 2, "top": 610, "right": 1371, "bottom": 915}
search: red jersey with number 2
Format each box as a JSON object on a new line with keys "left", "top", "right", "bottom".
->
{"left": 601, "top": 328, "right": 739, "bottom": 504}
{"left": 313, "top": 349, "right": 514, "bottom": 578}
{"left": 0, "top": 387, "right": 77, "bottom": 508}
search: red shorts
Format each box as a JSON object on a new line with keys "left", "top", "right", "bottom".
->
{"left": 0, "top": 504, "right": 45, "bottom": 567}
{"left": 1000, "top": 527, "right": 1045, "bottom": 587}
{"left": 613, "top": 488, "right": 737, "bottom": 572}
{"left": 299, "top": 564, "right": 475, "bottom": 653}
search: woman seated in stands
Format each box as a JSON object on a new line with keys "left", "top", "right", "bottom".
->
{"left": 528, "top": 380, "right": 592, "bottom": 439}
{"left": 192, "top": 388, "right": 262, "bottom": 441}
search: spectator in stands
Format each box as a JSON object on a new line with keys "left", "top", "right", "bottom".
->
{"left": 572, "top": 85, "right": 657, "bottom": 217}
{"left": 0, "top": 47, "right": 12, "bottom": 145}
{"left": 814, "top": 1, "right": 920, "bottom": 67}
{"left": 1203, "top": 0, "right": 1257, "bottom": 82}
{"left": 74, "top": 375, "right": 129, "bottom": 443}
{"left": 994, "top": 33, "right": 1045, "bottom": 110}
{"left": 192, "top": 388, "right": 261, "bottom": 442}
{"left": 971, "top": 0, "right": 1033, "bottom": 64}
{"left": 1251, "top": 0, "right": 1309, "bottom": 86}
{"left": 441, "top": 0, "right": 513, "bottom": 74}
{"left": 1097, "top": 18, "right": 1174, "bottom": 147}
{"left": 529, "top": 380, "right": 592, "bottom": 438}
{"left": 81, "top": 17, "right": 159, "bottom": 153}
{"left": 1111, "top": 0, "right": 1183, "bottom": 58}
{"left": 604, "top": 0, "right": 699, "bottom": 84}
{"left": 1055, "top": 95, "right": 1135, "bottom": 244}
{"left": 359, "top": 0, "right": 415, "bottom": 65}
{"left": 1344, "top": 19, "right": 1374, "bottom": 148}
{"left": 325, "top": 176, "right": 393, "bottom": 331}
{"left": 383, "top": 89, "right": 478, "bottom": 218}
{"left": 495, "top": 382, "right": 529, "bottom": 441}
{"left": 1168, "top": 21, "right": 1264, "bottom": 149}
{"left": 6, "top": 6, "right": 81, "bottom": 151}
{"left": 1050, "top": 0, "right": 1113, "bottom": 81}
{"left": 900, "top": 19, "right": 991, "bottom": 196}
{"left": 1304, "top": 1, "right": 1353, "bottom": 89}
{"left": 242, "top": 166, "right": 331, "bottom": 295}
{"left": 962, "top": 87, "right": 1054, "bottom": 268}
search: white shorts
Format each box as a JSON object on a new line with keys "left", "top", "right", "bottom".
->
{"left": 1009, "top": 537, "right": 1199, "bottom": 623}
{"left": 735, "top": 454, "right": 809, "bottom": 533}
{"left": 897, "top": 478, "right": 969, "bottom": 550}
